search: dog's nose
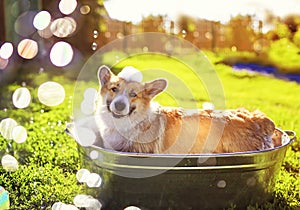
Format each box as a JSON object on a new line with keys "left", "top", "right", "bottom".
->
{"left": 114, "top": 101, "right": 126, "bottom": 111}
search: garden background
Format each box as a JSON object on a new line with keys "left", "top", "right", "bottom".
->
{"left": 0, "top": 0, "right": 299, "bottom": 209}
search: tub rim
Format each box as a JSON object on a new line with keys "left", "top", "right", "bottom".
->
{"left": 84, "top": 129, "right": 295, "bottom": 159}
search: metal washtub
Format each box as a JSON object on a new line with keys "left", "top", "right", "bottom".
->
{"left": 78, "top": 129, "right": 295, "bottom": 210}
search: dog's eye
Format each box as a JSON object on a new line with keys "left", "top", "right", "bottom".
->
{"left": 129, "top": 92, "right": 137, "bottom": 98}
{"left": 111, "top": 87, "right": 119, "bottom": 93}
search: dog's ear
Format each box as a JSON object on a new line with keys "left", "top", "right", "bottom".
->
{"left": 98, "top": 65, "right": 112, "bottom": 86}
{"left": 145, "top": 79, "right": 168, "bottom": 98}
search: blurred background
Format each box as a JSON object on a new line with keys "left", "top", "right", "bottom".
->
{"left": 1, "top": 0, "right": 300, "bottom": 84}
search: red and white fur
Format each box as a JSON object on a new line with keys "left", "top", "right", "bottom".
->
{"left": 94, "top": 65, "right": 278, "bottom": 154}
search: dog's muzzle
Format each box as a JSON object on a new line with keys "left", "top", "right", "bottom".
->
{"left": 107, "top": 99, "right": 136, "bottom": 119}
{"left": 111, "top": 106, "right": 136, "bottom": 119}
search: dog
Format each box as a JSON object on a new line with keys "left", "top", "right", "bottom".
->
{"left": 89, "top": 65, "right": 279, "bottom": 154}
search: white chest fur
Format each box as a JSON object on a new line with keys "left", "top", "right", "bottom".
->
{"left": 96, "top": 105, "right": 166, "bottom": 152}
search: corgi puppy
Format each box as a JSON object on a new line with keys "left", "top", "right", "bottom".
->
{"left": 93, "top": 65, "right": 277, "bottom": 154}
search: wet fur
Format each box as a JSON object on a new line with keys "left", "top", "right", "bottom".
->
{"left": 95, "top": 66, "right": 277, "bottom": 154}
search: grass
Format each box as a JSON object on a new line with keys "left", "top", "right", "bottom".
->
{"left": 0, "top": 75, "right": 80, "bottom": 209}
{"left": 0, "top": 52, "right": 299, "bottom": 209}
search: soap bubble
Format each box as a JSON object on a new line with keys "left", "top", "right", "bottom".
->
{"left": 33, "top": 11, "right": 51, "bottom": 30}
{"left": 76, "top": 168, "right": 90, "bottom": 183}
{"left": 0, "top": 118, "right": 18, "bottom": 140}
{"left": 12, "top": 87, "right": 31, "bottom": 109}
{"left": 59, "top": 0, "right": 77, "bottom": 15}
{"left": 12, "top": 125, "right": 27, "bottom": 144}
{"left": 17, "top": 39, "right": 38, "bottom": 59}
{"left": 74, "top": 127, "right": 96, "bottom": 147}
{"left": 50, "top": 41, "right": 73, "bottom": 67}
{"left": 38, "top": 81, "right": 65, "bottom": 106}
{"left": 0, "top": 42, "right": 14, "bottom": 60}
{"left": 86, "top": 173, "right": 102, "bottom": 188}
{"left": 1, "top": 154, "right": 19, "bottom": 172}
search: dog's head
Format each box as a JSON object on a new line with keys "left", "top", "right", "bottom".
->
{"left": 97, "top": 65, "right": 167, "bottom": 119}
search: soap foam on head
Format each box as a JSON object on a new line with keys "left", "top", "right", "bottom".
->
{"left": 117, "top": 66, "right": 143, "bottom": 82}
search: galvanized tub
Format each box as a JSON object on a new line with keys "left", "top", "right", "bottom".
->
{"left": 78, "top": 129, "right": 295, "bottom": 210}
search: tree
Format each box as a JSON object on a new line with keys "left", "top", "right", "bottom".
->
{"left": 293, "top": 29, "right": 300, "bottom": 48}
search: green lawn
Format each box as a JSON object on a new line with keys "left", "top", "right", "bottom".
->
{"left": 0, "top": 52, "right": 299, "bottom": 209}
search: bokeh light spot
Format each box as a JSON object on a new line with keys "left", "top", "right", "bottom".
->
{"left": 51, "top": 202, "right": 64, "bottom": 210}
{"left": 89, "top": 150, "right": 99, "bottom": 160}
{"left": 1, "top": 154, "right": 19, "bottom": 172}
{"left": 0, "top": 118, "right": 18, "bottom": 140}
{"left": 76, "top": 168, "right": 90, "bottom": 183}
{"left": 81, "top": 88, "right": 97, "bottom": 115}
{"left": 33, "top": 11, "right": 51, "bottom": 30}
{"left": 202, "top": 102, "right": 214, "bottom": 110}
{"left": 50, "top": 41, "right": 73, "bottom": 67}
{"left": 17, "top": 39, "right": 38, "bottom": 59}
{"left": 51, "top": 202, "right": 78, "bottom": 210}
{"left": 80, "top": 5, "right": 90, "bottom": 15}
{"left": 73, "top": 194, "right": 91, "bottom": 208}
{"left": 91, "top": 42, "right": 97, "bottom": 51}
{"left": 84, "top": 88, "right": 97, "bottom": 100}
{"left": 11, "top": 0, "right": 30, "bottom": 17}
{"left": 12, "top": 87, "right": 31, "bottom": 109}
{"left": 38, "top": 26, "right": 53, "bottom": 39}
{"left": 50, "top": 17, "right": 77, "bottom": 38}
{"left": 0, "top": 42, "right": 14, "bottom": 60}
{"left": 86, "top": 173, "right": 102, "bottom": 188}
{"left": 93, "top": 30, "right": 98, "bottom": 38}
{"left": 74, "top": 127, "right": 96, "bottom": 147}
{"left": 246, "top": 177, "right": 257, "bottom": 187}
{"left": 86, "top": 198, "right": 102, "bottom": 210}
{"left": 59, "top": 0, "right": 77, "bottom": 15}
{"left": 14, "top": 11, "right": 36, "bottom": 37}
{"left": 217, "top": 180, "right": 226, "bottom": 188}
{"left": 80, "top": 100, "right": 95, "bottom": 115}
{"left": 38, "top": 81, "right": 65, "bottom": 106}
{"left": 12, "top": 125, "right": 27, "bottom": 144}
{"left": 0, "top": 58, "right": 9, "bottom": 70}
{"left": 73, "top": 194, "right": 102, "bottom": 209}
{"left": 124, "top": 206, "right": 142, "bottom": 210}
